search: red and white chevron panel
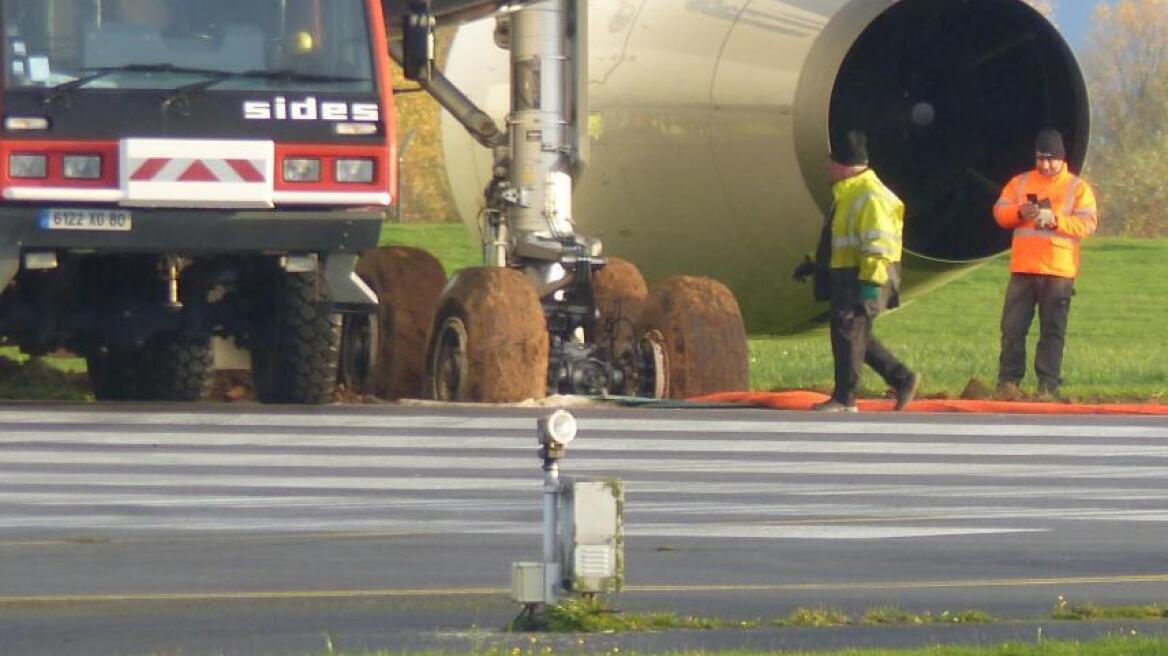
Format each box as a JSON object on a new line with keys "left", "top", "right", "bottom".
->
{"left": 129, "top": 158, "right": 267, "bottom": 184}
{"left": 120, "top": 138, "right": 275, "bottom": 209}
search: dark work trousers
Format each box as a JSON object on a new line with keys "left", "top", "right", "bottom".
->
{"left": 998, "top": 273, "right": 1075, "bottom": 392}
{"left": 828, "top": 271, "right": 913, "bottom": 405}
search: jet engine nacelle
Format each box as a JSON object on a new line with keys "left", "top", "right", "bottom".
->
{"left": 441, "top": 0, "right": 1089, "bottom": 333}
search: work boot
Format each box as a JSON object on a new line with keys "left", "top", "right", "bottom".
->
{"left": 894, "top": 372, "right": 921, "bottom": 411}
{"left": 996, "top": 381, "right": 1024, "bottom": 401}
{"left": 1036, "top": 382, "right": 1067, "bottom": 403}
{"left": 811, "top": 398, "right": 858, "bottom": 413}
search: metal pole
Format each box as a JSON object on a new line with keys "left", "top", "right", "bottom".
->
{"left": 542, "top": 458, "right": 560, "bottom": 603}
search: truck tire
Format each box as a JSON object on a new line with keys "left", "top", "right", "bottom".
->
{"left": 144, "top": 335, "right": 213, "bottom": 401}
{"left": 86, "top": 347, "right": 146, "bottom": 401}
{"left": 252, "top": 272, "right": 342, "bottom": 404}
{"left": 637, "top": 275, "right": 749, "bottom": 399}
{"left": 423, "top": 267, "right": 547, "bottom": 403}
{"left": 345, "top": 246, "right": 446, "bottom": 399}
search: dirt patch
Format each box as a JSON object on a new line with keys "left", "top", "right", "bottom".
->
{"left": 206, "top": 370, "right": 254, "bottom": 402}
{"left": 960, "top": 378, "right": 995, "bottom": 400}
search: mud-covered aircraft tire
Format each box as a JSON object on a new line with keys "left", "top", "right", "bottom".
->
{"left": 252, "top": 272, "right": 342, "bottom": 404}
{"left": 423, "top": 267, "right": 547, "bottom": 403}
{"left": 638, "top": 275, "right": 749, "bottom": 399}
{"left": 592, "top": 256, "right": 648, "bottom": 351}
{"left": 347, "top": 246, "right": 446, "bottom": 399}
{"left": 144, "top": 335, "right": 213, "bottom": 401}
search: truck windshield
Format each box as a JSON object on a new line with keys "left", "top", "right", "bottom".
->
{"left": 1, "top": 0, "right": 375, "bottom": 92}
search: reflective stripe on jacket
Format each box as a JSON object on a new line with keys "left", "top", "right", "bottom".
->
{"left": 829, "top": 169, "right": 904, "bottom": 286}
{"left": 992, "top": 168, "right": 1099, "bottom": 278}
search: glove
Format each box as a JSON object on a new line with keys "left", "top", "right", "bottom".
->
{"left": 1019, "top": 203, "right": 1040, "bottom": 221}
{"left": 1035, "top": 208, "right": 1057, "bottom": 230}
{"left": 860, "top": 283, "right": 881, "bottom": 317}
{"left": 792, "top": 255, "right": 816, "bottom": 283}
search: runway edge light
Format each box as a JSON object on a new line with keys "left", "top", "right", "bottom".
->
{"left": 511, "top": 410, "right": 625, "bottom": 609}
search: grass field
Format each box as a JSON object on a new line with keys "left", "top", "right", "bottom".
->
{"left": 326, "top": 636, "right": 1168, "bottom": 656}
{"left": 1, "top": 224, "right": 1163, "bottom": 402}
{"left": 750, "top": 238, "right": 1168, "bottom": 401}
{"left": 382, "top": 223, "right": 1168, "bottom": 402}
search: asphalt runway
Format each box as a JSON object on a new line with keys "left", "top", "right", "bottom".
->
{"left": 1, "top": 402, "right": 1167, "bottom": 655}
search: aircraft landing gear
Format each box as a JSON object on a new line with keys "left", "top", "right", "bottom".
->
{"left": 401, "top": 0, "right": 747, "bottom": 403}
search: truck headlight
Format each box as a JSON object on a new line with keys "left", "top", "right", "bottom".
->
{"left": 9, "top": 154, "right": 47, "bottom": 179}
{"left": 63, "top": 155, "right": 102, "bottom": 180}
{"left": 283, "top": 158, "right": 321, "bottom": 183}
{"left": 335, "top": 158, "right": 375, "bottom": 184}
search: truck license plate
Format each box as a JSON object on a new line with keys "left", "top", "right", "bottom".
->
{"left": 39, "top": 209, "right": 132, "bottom": 232}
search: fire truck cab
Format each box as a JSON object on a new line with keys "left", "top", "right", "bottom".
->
{"left": 0, "top": 0, "right": 395, "bottom": 402}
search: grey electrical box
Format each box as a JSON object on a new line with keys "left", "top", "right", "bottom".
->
{"left": 512, "top": 561, "right": 559, "bottom": 604}
{"left": 560, "top": 479, "right": 624, "bottom": 593}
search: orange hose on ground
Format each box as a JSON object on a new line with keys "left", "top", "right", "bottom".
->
{"left": 694, "top": 391, "right": 1168, "bottom": 415}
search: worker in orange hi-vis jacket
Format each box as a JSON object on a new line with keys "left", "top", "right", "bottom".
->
{"left": 992, "top": 128, "right": 1099, "bottom": 400}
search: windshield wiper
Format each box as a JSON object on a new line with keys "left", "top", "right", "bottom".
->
{"left": 42, "top": 63, "right": 237, "bottom": 106}
{"left": 163, "top": 69, "right": 370, "bottom": 109}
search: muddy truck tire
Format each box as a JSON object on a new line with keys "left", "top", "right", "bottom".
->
{"left": 424, "top": 267, "right": 547, "bottom": 403}
{"left": 638, "top": 275, "right": 749, "bottom": 399}
{"left": 252, "top": 272, "right": 342, "bottom": 404}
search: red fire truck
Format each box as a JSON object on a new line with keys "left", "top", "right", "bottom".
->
{"left": 0, "top": 0, "right": 398, "bottom": 402}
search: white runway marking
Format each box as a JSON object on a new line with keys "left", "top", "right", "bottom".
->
{"left": 0, "top": 408, "right": 1165, "bottom": 438}
{"left": 1, "top": 407, "right": 1166, "bottom": 541}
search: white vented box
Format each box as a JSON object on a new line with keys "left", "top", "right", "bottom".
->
{"left": 561, "top": 479, "right": 624, "bottom": 593}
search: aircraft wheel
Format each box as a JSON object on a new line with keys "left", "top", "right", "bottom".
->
{"left": 424, "top": 267, "right": 547, "bottom": 403}
{"left": 592, "top": 257, "right": 647, "bottom": 354}
{"left": 343, "top": 246, "right": 446, "bottom": 399}
{"left": 252, "top": 272, "right": 342, "bottom": 404}
{"left": 638, "top": 275, "right": 749, "bottom": 399}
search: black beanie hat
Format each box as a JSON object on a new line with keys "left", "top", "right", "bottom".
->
{"left": 1035, "top": 128, "right": 1066, "bottom": 159}
{"left": 830, "top": 129, "right": 869, "bottom": 166}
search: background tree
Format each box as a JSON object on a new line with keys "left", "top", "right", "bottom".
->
{"left": 1081, "top": 0, "right": 1168, "bottom": 236}
{"left": 1023, "top": 0, "right": 1058, "bottom": 22}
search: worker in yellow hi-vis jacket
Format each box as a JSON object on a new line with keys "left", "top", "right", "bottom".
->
{"left": 797, "top": 130, "right": 920, "bottom": 413}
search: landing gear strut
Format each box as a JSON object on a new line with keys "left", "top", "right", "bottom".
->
{"left": 399, "top": 0, "right": 748, "bottom": 402}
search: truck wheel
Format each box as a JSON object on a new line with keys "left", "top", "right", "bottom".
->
{"left": 144, "top": 335, "right": 213, "bottom": 401}
{"left": 252, "top": 272, "right": 342, "bottom": 404}
{"left": 344, "top": 246, "right": 446, "bottom": 399}
{"left": 637, "top": 275, "right": 749, "bottom": 399}
{"left": 592, "top": 257, "right": 647, "bottom": 353}
{"left": 423, "top": 267, "right": 547, "bottom": 403}
{"left": 86, "top": 347, "right": 146, "bottom": 401}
